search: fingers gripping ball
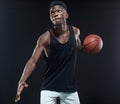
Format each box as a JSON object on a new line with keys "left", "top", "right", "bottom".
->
{"left": 83, "top": 34, "right": 103, "bottom": 54}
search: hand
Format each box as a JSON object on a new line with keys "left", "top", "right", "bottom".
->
{"left": 15, "top": 82, "right": 28, "bottom": 103}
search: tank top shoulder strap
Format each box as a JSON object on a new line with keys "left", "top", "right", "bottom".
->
{"left": 69, "top": 25, "right": 75, "bottom": 35}
{"left": 48, "top": 28, "right": 54, "bottom": 39}
{"left": 48, "top": 28, "right": 53, "bottom": 37}
{"left": 68, "top": 25, "right": 76, "bottom": 42}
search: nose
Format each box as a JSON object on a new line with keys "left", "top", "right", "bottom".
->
{"left": 53, "top": 14, "right": 58, "bottom": 18}
{"left": 53, "top": 11, "right": 59, "bottom": 18}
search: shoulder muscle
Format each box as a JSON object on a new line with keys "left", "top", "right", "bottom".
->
{"left": 37, "top": 31, "right": 50, "bottom": 47}
{"left": 72, "top": 26, "right": 80, "bottom": 36}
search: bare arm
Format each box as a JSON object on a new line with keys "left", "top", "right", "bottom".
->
{"left": 15, "top": 31, "right": 50, "bottom": 102}
{"left": 73, "top": 26, "right": 83, "bottom": 50}
{"left": 19, "top": 31, "right": 50, "bottom": 83}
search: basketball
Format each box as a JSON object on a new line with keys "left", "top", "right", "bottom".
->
{"left": 83, "top": 34, "right": 103, "bottom": 54}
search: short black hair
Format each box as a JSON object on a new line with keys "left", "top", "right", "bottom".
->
{"left": 49, "top": 1, "right": 67, "bottom": 11}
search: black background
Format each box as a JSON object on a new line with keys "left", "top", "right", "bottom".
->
{"left": 0, "top": 0, "right": 120, "bottom": 104}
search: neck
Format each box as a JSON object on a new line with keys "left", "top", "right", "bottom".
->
{"left": 53, "top": 23, "right": 68, "bottom": 35}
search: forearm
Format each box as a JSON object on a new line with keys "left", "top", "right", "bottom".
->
{"left": 19, "top": 59, "right": 36, "bottom": 83}
{"left": 18, "top": 33, "right": 48, "bottom": 83}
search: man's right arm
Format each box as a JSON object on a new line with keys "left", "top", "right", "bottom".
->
{"left": 15, "top": 31, "right": 50, "bottom": 102}
{"left": 19, "top": 31, "right": 50, "bottom": 84}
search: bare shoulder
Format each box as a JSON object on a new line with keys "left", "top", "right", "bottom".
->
{"left": 37, "top": 31, "right": 50, "bottom": 47}
{"left": 72, "top": 26, "right": 80, "bottom": 36}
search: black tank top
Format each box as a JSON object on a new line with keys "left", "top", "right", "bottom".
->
{"left": 41, "top": 25, "right": 77, "bottom": 92}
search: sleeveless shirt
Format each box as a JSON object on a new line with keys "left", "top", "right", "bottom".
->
{"left": 41, "top": 25, "right": 77, "bottom": 92}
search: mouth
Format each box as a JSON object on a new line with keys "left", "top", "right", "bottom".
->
{"left": 53, "top": 18, "right": 62, "bottom": 21}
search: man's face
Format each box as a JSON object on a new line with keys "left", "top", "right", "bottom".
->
{"left": 50, "top": 5, "right": 68, "bottom": 25}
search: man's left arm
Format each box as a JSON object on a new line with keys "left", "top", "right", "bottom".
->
{"left": 73, "top": 26, "right": 83, "bottom": 50}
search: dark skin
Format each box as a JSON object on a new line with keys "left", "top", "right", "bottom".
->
{"left": 15, "top": 5, "right": 82, "bottom": 103}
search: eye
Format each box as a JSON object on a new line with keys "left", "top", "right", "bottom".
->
{"left": 50, "top": 11, "right": 55, "bottom": 15}
{"left": 58, "top": 10, "right": 62, "bottom": 13}
{"left": 51, "top": 12, "right": 54, "bottom": 15}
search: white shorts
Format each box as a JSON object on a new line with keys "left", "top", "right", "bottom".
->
{"left": 40, "top": 90, "right": 80, "bottom": 104}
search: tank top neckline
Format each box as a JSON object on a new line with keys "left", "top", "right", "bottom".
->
{"left": 50, "top": 25, "right": 72, "bottom": 45}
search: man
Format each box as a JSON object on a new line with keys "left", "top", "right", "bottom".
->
{"left": 15, "top": 1, "right": 82, "bottom": 104}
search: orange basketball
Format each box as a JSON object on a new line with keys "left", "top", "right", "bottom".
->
{"left": 83, "top": 34, "right": 103, "bottom": 54}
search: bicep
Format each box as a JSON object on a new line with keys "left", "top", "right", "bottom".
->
{"left": 73, "top": 26, "right": 81, "bottom": 49}
{"left": 76, "top": 36, "right": 82, "bottom": 50}
{"left": 31, "top": 31, "right": 50, "bottom": 63}
{"left": 31, "top": 42, "right": 44, "bottom": 64}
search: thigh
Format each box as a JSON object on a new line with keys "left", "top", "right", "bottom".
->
{"left": 60, "top": 92, "right": 80, "bottom": 104}
{"left": 40, "top": 90, "right": 59, "bottom": 104}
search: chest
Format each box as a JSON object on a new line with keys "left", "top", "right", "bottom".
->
{"left": 57, "top": 34, "right": 70, "bottom": 45}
